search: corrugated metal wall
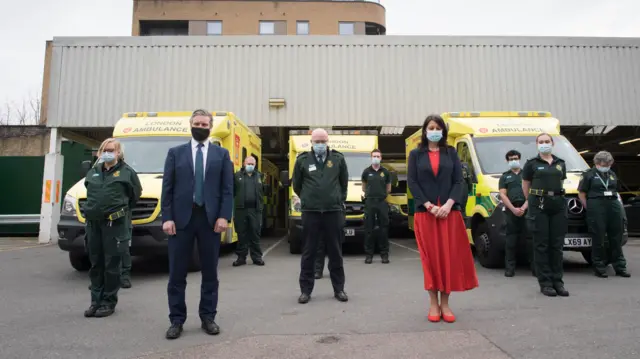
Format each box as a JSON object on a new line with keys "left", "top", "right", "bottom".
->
{"left": 46, "top": 36, "right": 640, "bottom": 128}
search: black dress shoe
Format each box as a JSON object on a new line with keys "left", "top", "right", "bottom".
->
{"left": 541, "top": 287, "right": 557, "bottom": 297}
{"left": 84, "top": 305, "right": 99, "bottom": 318}
{"left": 233, "top": 258, "right": 246, "bottom": 267}
{"left": 121, "top": 278, "right": 132, "bottom": 288}
{"left": 334, "top": 291, "right": 348, "bottom": 302}
{"left": 615, "top": 270, "right": 631, "bottom": 278}
{"left": 166, "top": 323, "right": 183, "bottom": 340}
{"left": 298, "top": 293, "right": 311, "bottom": 304}
{"left": 554, "top": 286, "right": 570, "bottom": 297}
{"left": 594, "top": 271, "right": 608, "bottom": 278}
{"left": 504, "top": 269, "right": 515, "bottom": 277}
{"left": 253, "top": 259, "right": 265, "bottom": 266}
{"left": 381, "top": 255, "right": 390, "bottom": 264}
{"left": 314, "top": 272, "right": 323, "bottom": 279}
{"left": 94, "top": 306, "right": 115, "bottom": 317}
{"left": 364, "top": 256, "right": 373, "bottom": 264}
{"left": 201, "top": 319, "right": 221, "bottom": 335}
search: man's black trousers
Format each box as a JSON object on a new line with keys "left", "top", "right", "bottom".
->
{"left": 299, "top": 211, "right": 345, "bottom": 294}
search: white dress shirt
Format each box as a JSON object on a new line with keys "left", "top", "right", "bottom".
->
{"left": 191, "top": 138, "right": 209, "bottom": 176}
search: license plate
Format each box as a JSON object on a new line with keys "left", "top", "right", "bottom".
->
{"left": 344, "top": 228, "right": 355, "bottom": 236}
{"left": 564, "top": 237, "right": 592, "bottom": 247}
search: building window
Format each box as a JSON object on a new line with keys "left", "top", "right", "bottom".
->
{"left": 297, "top": 21, "right": 309, "bottom": 35}
{"left": 207, "top": 21, "right": 222, "bottom": 35}
{"left": 339, "top": 22, "right": 355, "bottom": 35}
{"left": 259, "top": 21, "right": 275, "bottom": 35}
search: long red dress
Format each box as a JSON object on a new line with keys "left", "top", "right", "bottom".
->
{"left": 414, "top": 151, "right": 479, "bottom": 293}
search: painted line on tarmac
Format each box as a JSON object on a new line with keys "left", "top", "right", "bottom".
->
{"left": 0, "top": 243, "right": 53, "bottom": 253}
{"left": 262, "top": 237, "right": 285, "bottom": 257}
{"left": 389, "top": 240, "right": 420, "bottom": 254}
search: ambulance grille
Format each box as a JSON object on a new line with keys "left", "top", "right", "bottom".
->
{"left": 344, "top": 201, "right": 364, "bottom": 216}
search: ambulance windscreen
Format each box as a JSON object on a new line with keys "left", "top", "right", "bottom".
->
{"left": 472, "top": 135, "right": 589, "bottom": 175}
{"left": 118, "top": 136, "right": 189, "bottom": 173}
{"left": 343, "top": 153, "right": 372, "bottom": 181}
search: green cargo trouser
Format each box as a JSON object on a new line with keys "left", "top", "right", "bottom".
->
{"left": 504, "top": 209, "right": 533, "bottom": 271}
{"left": 234, "top": 208, "right": 263, "bottom": 261}
{"left": 315, "top": 236, "right": 325, "bottom": 275}
{"left": 587, "top": 197, "right": 627, "bottom": 273}
{"left": 316, "top": 212, "right": 345, "bottom": 274}
{"left": 87, "top": 218, "right": 129, "bottom": 308}
{"left": 120, "top": 225, "right": 132, "bottom": 281}
{"left": 364, "top": 198, "right": 389, "bottom": 256}
{"left": 526, "top": 196, "right": 567, "bottom": 288}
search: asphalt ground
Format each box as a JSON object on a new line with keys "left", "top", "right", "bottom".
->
{"left": 1, "top": 236, "right": 640, "bottom": 359}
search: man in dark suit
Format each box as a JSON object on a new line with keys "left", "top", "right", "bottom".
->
{"left": 161, "top": 109, "right": 234, "bottom": 340}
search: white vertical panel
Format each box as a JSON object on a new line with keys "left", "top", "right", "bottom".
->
{"left": 47, "top": 36, "right": 640, "bottom": 128}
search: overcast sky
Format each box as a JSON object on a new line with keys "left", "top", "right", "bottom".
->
{"left": 1, "top": 0, "right": 639, "bottom": 122}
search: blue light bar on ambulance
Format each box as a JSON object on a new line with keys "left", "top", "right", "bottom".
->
{"left": 289, "top": 129, "right": 378, "bottom": 135}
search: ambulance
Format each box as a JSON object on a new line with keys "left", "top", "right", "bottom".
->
{"left": 280, "top": 130, "right": 378, "bottom": 254}
{"left": 384, "top": 161, "right": 409, "bottom": 231}
{"left": 405, "top": 111, "right": 628, "bottom": 269}
{"left": 261, "top": 158, "right": 280, "bottom": 235}
{"left": 57, "top": 111, "right": 262, "bottom": 272}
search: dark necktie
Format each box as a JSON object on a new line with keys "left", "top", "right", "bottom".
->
{"left": 317, "top": 155, "right": 324, "bottom": 170}
{"left": 194, "top": 144, "right": 204, "bottom": 206}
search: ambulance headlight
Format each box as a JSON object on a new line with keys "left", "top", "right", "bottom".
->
{"left": 489, "top": 192, "right": 502, "bottom": 204}
{"left": 291, "top": 195, "right": 301, "bottom": 212}
{"left": 62, "top": 195, "right": 77, "bottom": 216}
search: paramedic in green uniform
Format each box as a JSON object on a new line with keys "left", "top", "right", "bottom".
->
{"left": 119, "top": 151, "right": 133, "bottom": 289}
{"left": 499, "top": 150, "right": 533, "bottom": 277}
{"left": 84, "top": 138, "right": 142, "bottom": 318}
{"left": 232, "top": 155, "right": 265, "bottom": 266}
{"left": 522, "top": 133, "right": 569, "bottom": 297}
{"left": 578, "top": 150, "right": 630, "bottom": 278}
{"left": 361, "top": 149, "right": 392, "bottom": 264}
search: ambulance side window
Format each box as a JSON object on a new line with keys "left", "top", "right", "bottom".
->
{"left": 456, "top": 141, "right": 477, "bottom": 184}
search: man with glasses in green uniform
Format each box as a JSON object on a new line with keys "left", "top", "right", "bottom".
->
{"left": 578, "top": 150, "right": 630, "bottom": 278}
{"left": 498, "top": 150, "right": 533, "bottom": 277}
{"left": 361, "top": 149, "right": 392, "bottom": 264}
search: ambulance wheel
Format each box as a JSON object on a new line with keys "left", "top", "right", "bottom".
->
{"left": 188, "top": 244, "right": 201, "bottom": 272}
{"left": 473, "top": 222, "right": 504, "bottom": 269}
{"left": 69, "top": 251, "right": 91, "bottom": 272}
{"left": 289, "top": 237, "right": 302, "bottom": 254}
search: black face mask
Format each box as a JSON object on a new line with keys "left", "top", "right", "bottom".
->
{"left": 191, "top": 127, "right": 210, "bottom": 142}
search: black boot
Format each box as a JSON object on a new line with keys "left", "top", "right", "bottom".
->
{"left": 364, "top": 256, "right": 373, "bottom": 264}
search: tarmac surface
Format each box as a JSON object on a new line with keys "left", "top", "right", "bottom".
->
{"left": 1, "top": 236, "right": 639, "bottom": 359}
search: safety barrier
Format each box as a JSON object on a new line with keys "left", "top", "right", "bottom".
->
{"left": 0, "top": 215, "right": 40, "bottom": 225}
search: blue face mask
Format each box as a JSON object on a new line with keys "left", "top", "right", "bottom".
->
{"left": 371, "top": 157, "right": 381, "bottom": 165}
{"left": 426, "top": 130, "right": 443, "bottom": 142}
{"left": 537, "top": 143, "right": 553, "bottom": 154}
{"left": 597, "top": 166, "right": 610, "bottom": 173}
{"left": 245, "top": 164, "right": 255, "bottom": 173}
{"left": 100, "top": 152, "right": 116, "bottom": 163}
{"left": 313, "top": 143, "right": 327, "bottom": 155}
{"left": 508, "top": 160, "right": 520, "bottom": 169}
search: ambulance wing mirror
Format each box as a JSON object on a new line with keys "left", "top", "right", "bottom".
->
{"left": 280, "top": 170, "right": 290, "bottom": 187}
{"left": 390, "top": 171, "right": 399, "bottom": 187}
{"left": 81, "top": 160, "right": 92, "bottom": 175}
{"left": 460, "top": 163, "right": 476, "bottom": 190}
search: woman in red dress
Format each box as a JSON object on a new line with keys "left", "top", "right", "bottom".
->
{"left": 407, "top": 114, "right": 479, "bottom": 323}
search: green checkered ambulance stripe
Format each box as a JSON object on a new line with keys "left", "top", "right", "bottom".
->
{"left": 263, "top": 195, "right": 277, "bottom": 216}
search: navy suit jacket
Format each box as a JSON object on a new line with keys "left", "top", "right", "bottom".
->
{"left": 161, "top": 141, "right": 234, "bottom": 230}
{"left": 407, "top": 146, "right": 464, "bottom": 213}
